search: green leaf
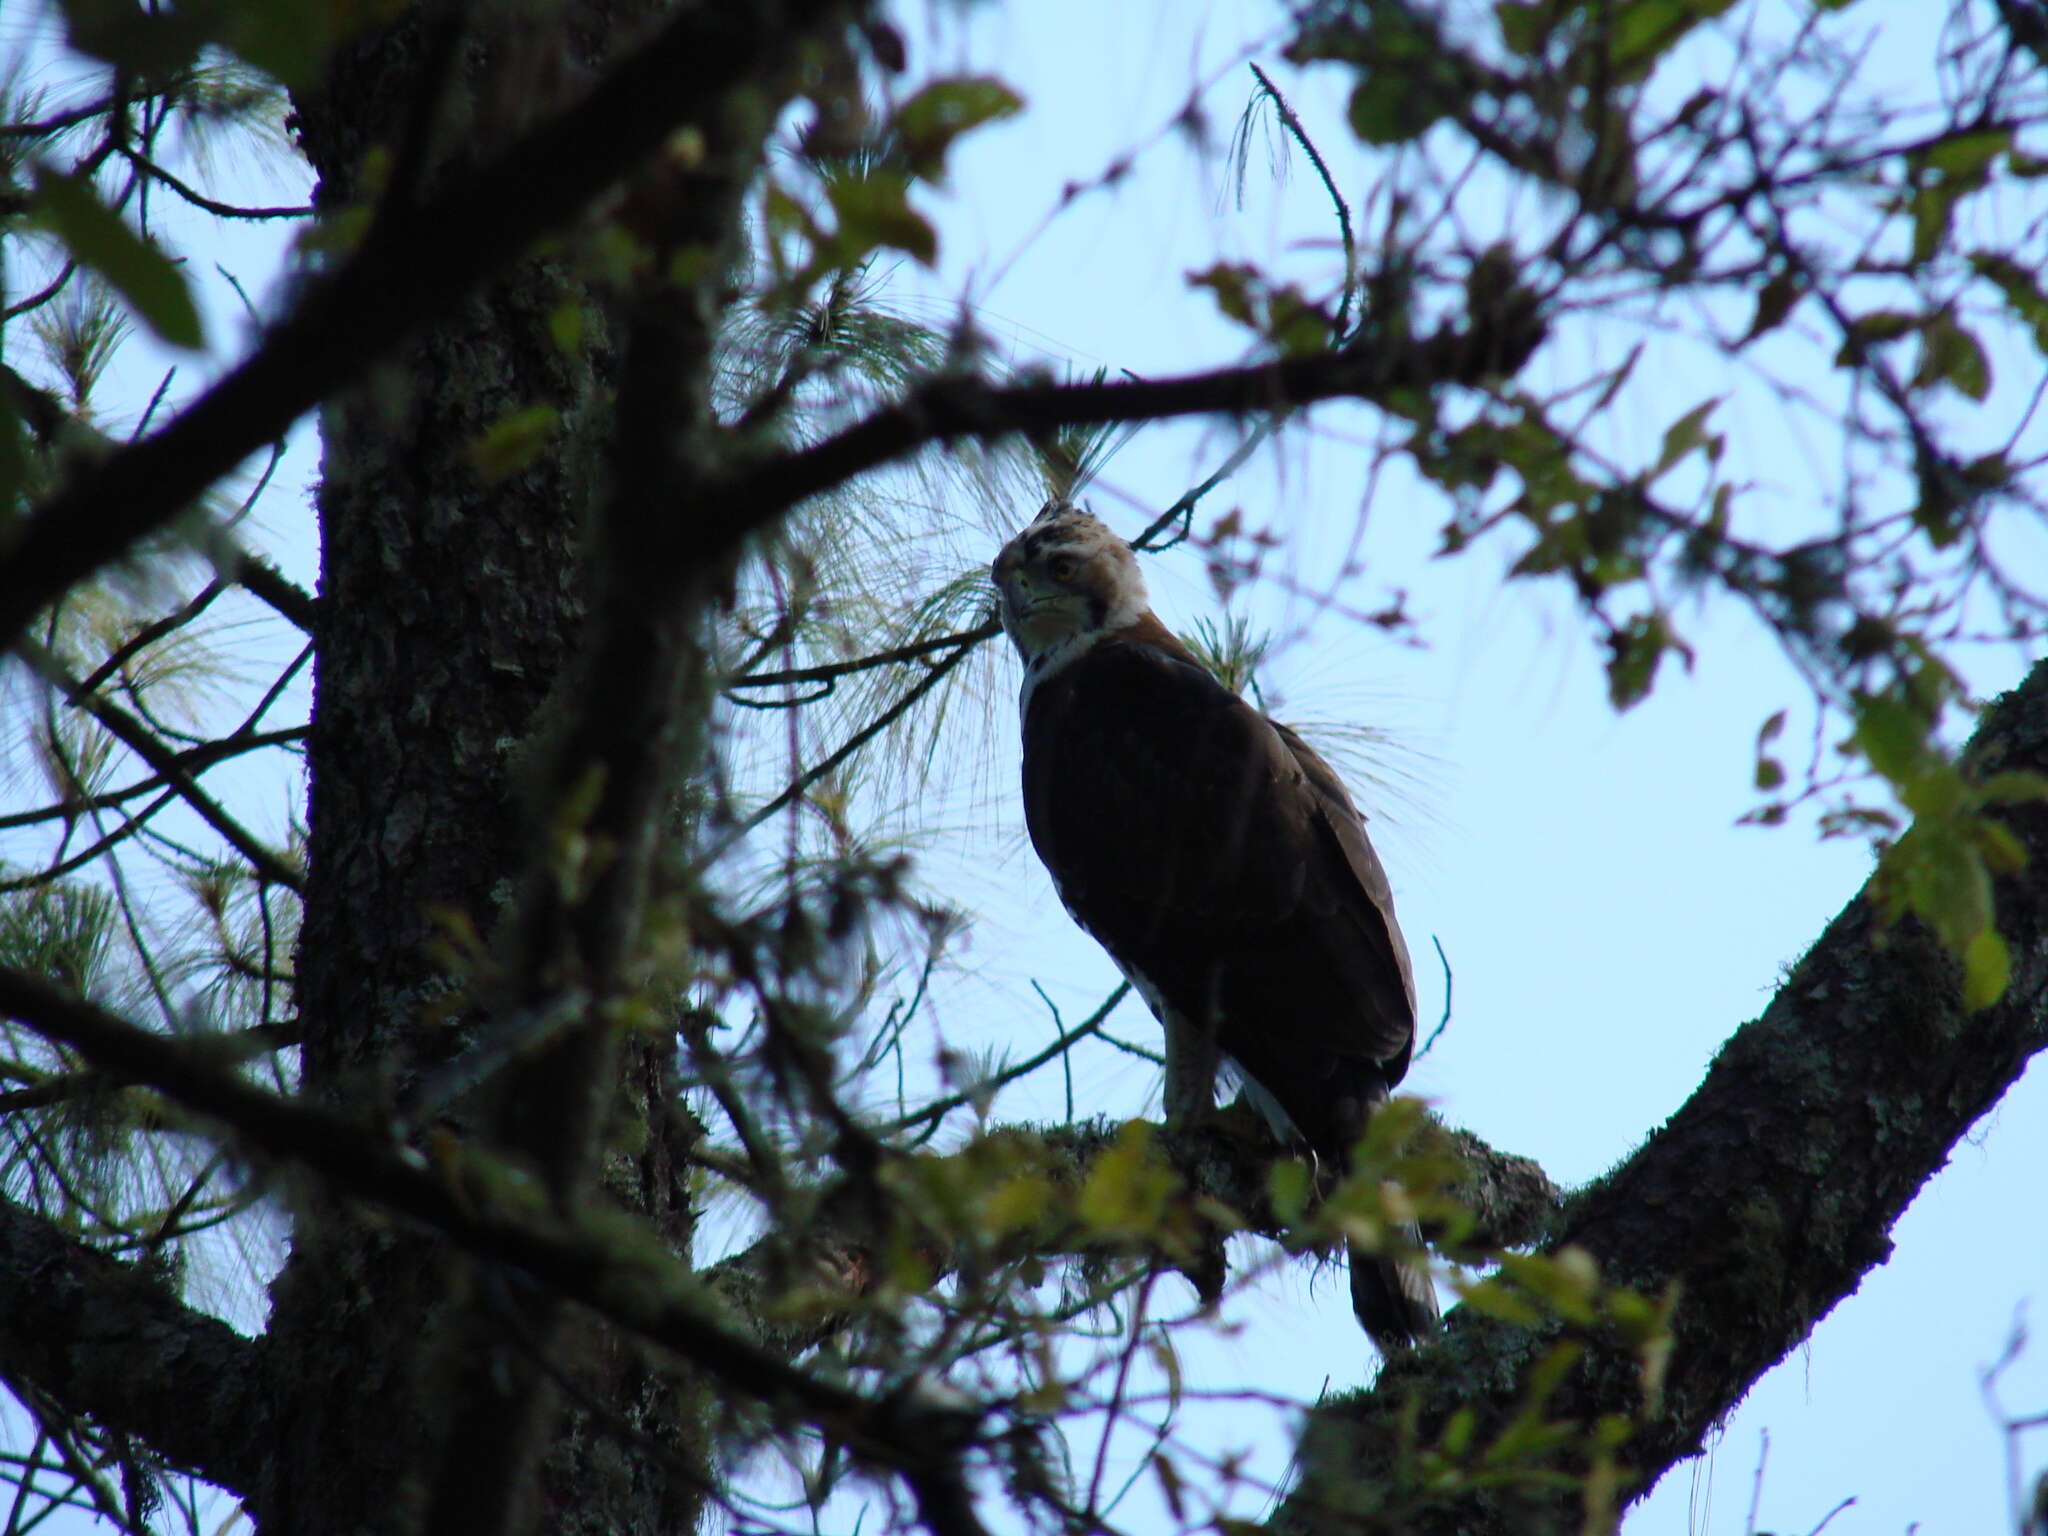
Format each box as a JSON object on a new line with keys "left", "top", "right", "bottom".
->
{"left": 1453, "top": 1275, "right": 1544, "bottom": 1326}
{"left": 547, "top": 301, "right": 585, "bottom": 357}
{"left": 1187, "top": 265, "right": 1335, "bottom": 352}
{"left": 1963, "top": 927, "right": 2010, "bottom": 1011}
{"left": 466, "top": 404, "right": 560, "bottom": 482}
{"left": 1188, "top": 263, "right": 1260, "bottom": 328}
{"left": 1348, "top": 75, "right": 1453, "bottom": 145}
{"left": 1267, "top": 1156, "right": 1313, "bottom": 1222}
{"left": 890, "top": 77, "right": 1024, "bottom": 183}
{"left": 1898, "top": 825, "right": 1992, "bottom": 955}
{"left": 1605, "top": 613, "right": 1672, "bottom": 711}
{"left": 207, "top": 0, "right": 343, "bottom": 88}
{"left": 1609, "top": 0, "right": 1739, "bottom": 82}
{"left": 1977, "top": 770, "right": 2048, "bottom": 805}
{"left": 1970, "top": 817, "right": 2027, "bottom": 876}
{"left": 1909, "top": 181, "right": 1960, "bottom": 266}
{"left": 1852, "top": 692, "right": 1934, "bottom": 787}
{"left": 1652, "top": 396, "right": 1722, "bottom": 477}
{"left": 1970, "top": 251, "right": 2048, "bottom": 352}
{"left": 1923, "top": 128, "right": 2011, "bottom": 184}
{"left": 825, "top": 174, "right": 937, "bottom": 265}
{"left": 58, "top": 0, "right": 352, "bottom": 83}
{"left": 1742, "top": 270, "right": 1801, "bottom": 343}
{"left": 1912, "top": 313, "right": 1991, "bottom": 401}
{"left": 1495, "top": 0, "right": 1545, "bottom": 55}
{"left": 1835, "top": 310, "right": 1919, "bottom": 365}
{"left": 29, "top": 167, "right": 203, "bottom": 349}
{"left": 1077, "top": 1121, "right": 1174, "bottom": 1235}
{"left": 55, "top": 0, "right": 207, "bottom": 76}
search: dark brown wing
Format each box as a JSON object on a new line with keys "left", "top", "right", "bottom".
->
{"left": 1269, "top": 721, "right": 1419, "bottom": 1083}
{"left": 1021, "top": 633, "right": 1418, "bottom": 1135}
{"left": 1022, "top": 631, "right": 1438, "bottom": 1350}
{"left": 1021, "top": 631, "right": 1317, "bottom": 938}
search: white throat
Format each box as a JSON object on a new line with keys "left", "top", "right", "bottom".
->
{"left": 1015, "top": 627, "right": 1102, "bottom": 718}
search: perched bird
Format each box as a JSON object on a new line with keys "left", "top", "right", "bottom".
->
{"left": 992, "top": 501, "right": 1438, "bottom": 1351}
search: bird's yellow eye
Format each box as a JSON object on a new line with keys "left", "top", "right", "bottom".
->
{"left": 1047, "top": 554, "right": 1078, "bottom": 582}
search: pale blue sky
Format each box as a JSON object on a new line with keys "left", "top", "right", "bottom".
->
{"left": 889, "top": 2, "right": 2048, "bottom": 1533}
{"left": 4, "top": 0, "right": 2045, "bottom": 1532}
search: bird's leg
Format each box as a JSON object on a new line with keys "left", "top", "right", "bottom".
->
{"left": 1161, "top": 1014, "right": 1221, "bottom": 1129}
{"left": 1160, "top": 1012, "right": 1229, "bottom": 1307}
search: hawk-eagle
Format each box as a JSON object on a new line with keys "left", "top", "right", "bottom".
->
{"left": 992, "top": 501, "right": 1438, "bottom": 1351}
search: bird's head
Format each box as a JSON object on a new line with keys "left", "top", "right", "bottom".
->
{"left": 991, "top": 502, "right": 1150, "bottom": 669}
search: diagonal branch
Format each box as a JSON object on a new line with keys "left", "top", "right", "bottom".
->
{"left": 0, "top": 1194, "right": 266, "bottom": 1496}
{"left": 16, "top": 638, "right": 303, "bottom": 892}
{"left": 0, "top": 964, "right": 989, "bottom": 1518}
{"left": 1279, "top": 655, "right": 2048, "bottom": 1536}
{"left": 0, "top": 0, "right": 850, "bottom": 656}
{"left": 679, "top": 301, "right": 1545, "bottom": 587}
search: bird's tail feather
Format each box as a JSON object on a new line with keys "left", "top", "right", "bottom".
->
{"left": 1349, "top": 1224, "right": 1440, "bottom": 1353}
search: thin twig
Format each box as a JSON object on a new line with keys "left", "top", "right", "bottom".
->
{"left": 15, "top": 639, "right": 302, "bottom": 892}
{"left": 1248, "top": 63, "right": 1358, "bottom": 340}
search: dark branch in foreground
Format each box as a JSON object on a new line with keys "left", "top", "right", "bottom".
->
{"left": 0, "top": 1195, "right": 264, "bottom": 1495}
{"left": 683, "top": 299, "right": 1545, "bottom": 587}
{"left": 0, "top": 0, "right": 849, "bottom": 656}
{"left": 1280, "top": 656, "right": 2048, "bottom": 1536}
{"left": 0, "top": 965, "right": 992, "bottom": 1514}
{"left": 0, "top": 213, "right": 1542, "bottom": 662}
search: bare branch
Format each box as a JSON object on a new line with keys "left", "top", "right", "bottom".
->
{"left": 15, "top": 638, "right": 303, "bottom": 892}
{"left": 0, "top": 0, "right": 853, "bottom": 655}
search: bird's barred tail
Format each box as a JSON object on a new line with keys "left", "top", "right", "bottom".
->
{"left": 1349, "top": 1228, "right": 1440, "bottom": 1353}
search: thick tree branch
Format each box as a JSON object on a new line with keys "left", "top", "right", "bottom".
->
{"left": 0, "top": 1194, "right": 265, "bottom": 1495}
{"left": 706, "top": 1110, "right": 1563, "bottom": 1362}
{"left": 0, "top": 965, "right": 992, "bottom": 1511}
{"left": 1280, "top": 656, "right": 2048, "bottom": 1536}
{"left": 0, "top": 0, "right": 851, "bottom": 656}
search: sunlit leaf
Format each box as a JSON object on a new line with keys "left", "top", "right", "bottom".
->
{"left": 1077, "top": 1121, "right": 1174, "bottom": 1234}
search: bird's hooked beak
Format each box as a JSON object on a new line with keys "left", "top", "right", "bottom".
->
{"left": 991, "top": 546, "right": 1038, "bottom": 649}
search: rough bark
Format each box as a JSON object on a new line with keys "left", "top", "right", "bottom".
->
{"left": 0, "top": 1195, "right": 264, "bottom": 1495}
{"left": 263, "top": 5, "right": 685, "bottom": 1532}
{"left": 1282, "top": 656, "right": 2048, "bottom": 1536}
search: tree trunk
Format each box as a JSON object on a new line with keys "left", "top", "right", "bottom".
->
{"left": 260, "top": 5, "right": 703, "bottom": 1531}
